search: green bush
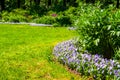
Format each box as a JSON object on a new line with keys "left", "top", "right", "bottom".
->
{"left": 76, "top": 5, "right": 120, "bottom": 59}
{"left": 1, "top": 9, "right": 30, "bottom": 22}
{"left": 34, "top": 16, "right": 56, "bottom": 24}
{"left": 34, "top": 13, "right": 72, "bottom": 27}
{"left": 46, "top": 11, "right": 57, "bottom": 16}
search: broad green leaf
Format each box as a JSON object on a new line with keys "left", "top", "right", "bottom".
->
{"left": 116, "top": 31, "right": 120, "bottom": 37}
{"left": 94, "top": 39, "right": 100, "bottom": 46}
{"left": 107, "top": 25, "right": 112, "bottom": 30}
{"left": 110, "top": 31, "right": 116, "bottom": 36}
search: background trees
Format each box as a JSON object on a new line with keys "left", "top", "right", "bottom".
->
{"left": 0, "top": 0, "right": 78, "bottom": 11}
{"left": 0, "top": 0, "right": 119, "bottom": 12}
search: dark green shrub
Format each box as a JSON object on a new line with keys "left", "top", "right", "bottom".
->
{"left": 56, "top": 15, "right": 72, "bottom": 27}
{"left": 76, "top": 5, "right": 120, "bottom": 59}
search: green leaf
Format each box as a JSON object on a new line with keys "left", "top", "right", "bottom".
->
{"left": 94, "top": 39, "right": 100, "bottom": 46}
{"left": 116, "top": 31, "right": 120, "bottom": 37}
{"left": 107, "top": 25, "right": 112, "bottom": 30}
{"left": 110, "top": 31, "right": 116, "bottom": 36}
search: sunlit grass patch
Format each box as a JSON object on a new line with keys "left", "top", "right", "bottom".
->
{"left": 0, "top": 24, "right": 84, "bottom": 80}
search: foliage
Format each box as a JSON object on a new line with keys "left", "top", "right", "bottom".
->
{"left": 33, "top": 12, "right": 73, "bottom": 27}
{"left": 53, "top": 23, "right": 60, "bottom": 27}
{"left": 1, "top": 9, "right": 31, "bottom": 22}
{"left": 34, "top": 16, "right": 56, "bottom": 24}
{"left": 75, "top": 5, "right": 120, "bottom": 59}
{"left": 46, "top": 11, "right": 57, "bottom": 16}
{"left": 53, "top": 40, "right": 120, "bottom": 80}
{"left": 56, "top": 15, "right": 72, "bottom": 27}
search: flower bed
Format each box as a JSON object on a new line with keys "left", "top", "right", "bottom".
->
{"left": 53, "top": 40, "right": 120, "bottom": 80}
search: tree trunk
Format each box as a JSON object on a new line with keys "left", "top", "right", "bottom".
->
{"left": 54, "top": 0, "right": 58, "bottom": 5}
{"left": 86, "top": 0, "right": 95, "bottom": 3}
{"left": 104, "top": 42, "right": 114, "bottom": 59}
{"left": 30, "top": 0, "right": 32, "bottom": 6}
{"left": 66, "top": 0, "right": 70, "bottom": 3}
{"left": 34, "top": 0, "right": 40, "bottom": 5}
{"left": 48, "top": 0, "right": 51, "bottom": 7}
{"left": 73, "top": 0, "right": 77, "bottom": 6}
{"left": 1, "top": 0, "right": 5, "bottom": 11}
{"left": 117, "top": 0, "right": 119, "bottom": 8}
{"left": 68, "top": 0, "right": 77, "bottom": 6}
{"left": 17, "top": 0, "right": 20, "bottom": 8}
{"left": 63, "top": 0, "right": 67, "bottom": 7}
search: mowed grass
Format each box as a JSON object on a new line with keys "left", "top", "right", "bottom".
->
{"left": 0, "top": 24, "right": 84, "bottom": 80}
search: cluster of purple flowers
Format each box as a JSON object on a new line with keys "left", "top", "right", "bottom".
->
{"left": 53, "top": 40, "right": 120, "bottom": 79}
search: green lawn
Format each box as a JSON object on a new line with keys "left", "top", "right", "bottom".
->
{"left": 0, "top": 24, "right": 85, "bottom": 80}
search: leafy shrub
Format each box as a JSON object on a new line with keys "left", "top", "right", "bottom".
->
{"left": 34, "top": 13, "right": 72, "bottom": 27}
{"left": 1, "top": 9, "right": 30, "bottom": 22}
{"left": 34, "top": 16, "right": 56, "bottom": 24}
{"left": 75, "top": 5, "right": 120, "bottom": 59}
{"left": 53, "top": 40, "right": 120, "bottom": 80}
{"left": 64, "top": 7, "right": 77, "bottom": 15}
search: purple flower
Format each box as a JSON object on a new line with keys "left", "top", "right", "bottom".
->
{"left": 109, "top": 66, "right": 113, "bottom": 70}
{"left": 53, "top": 39, "right": 120, "bottom": 79}
{"left": 114, "top": 70, "right": 119, "bottom": 77}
